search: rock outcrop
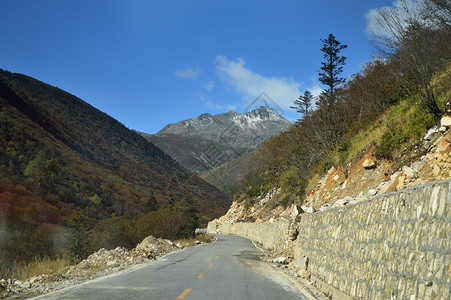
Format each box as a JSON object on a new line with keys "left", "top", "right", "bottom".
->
{"left": 213, "top": 128, "right": 450, "bottom": 225}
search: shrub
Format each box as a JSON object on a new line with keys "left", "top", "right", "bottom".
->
{"left": 375, "top": 127, "right": 409, "bottom": 160}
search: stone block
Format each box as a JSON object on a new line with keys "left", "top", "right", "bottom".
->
{"left": 440, "top": 115, "right": 451, "bottom": 128}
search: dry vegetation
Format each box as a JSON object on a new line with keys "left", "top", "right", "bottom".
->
{"left": 173, "top": 233, "right": 216, "bottom": 248}
{"left": 1, "top": 257, "right": 71, "bottom": 282}
{"left": 234, "top": 0, "right": 450, "bottom": 208}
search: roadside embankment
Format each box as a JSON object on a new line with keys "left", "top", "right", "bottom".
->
{"left": 208, "top": 179, "right": 450, "bottom": 299}
{"left": 0, "top": 235, "right": 209, "bottom": 299}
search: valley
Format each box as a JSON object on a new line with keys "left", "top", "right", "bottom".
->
{"left": 1, "top": 1, "right": 450, "bottom": 299}
{"left": 0, "top": 69, "right": 231, "bottom": 281}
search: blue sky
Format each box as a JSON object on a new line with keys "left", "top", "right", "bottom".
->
{"left": 0, "top": 0, "right": 395, "bottom": 133}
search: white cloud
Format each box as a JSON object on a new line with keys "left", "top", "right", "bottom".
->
{"left": 309, "top": 84, "right": 323, "bottom": 98}
{"left": 175, "top": 67, "right": 200, "bottom": 79}
{"left": 204, "top": 80, "right": 216, "bottom": 91}
{"left": 215, "top": 55, "right": 302, "bottom": 110}
{"left": 306, "top": 75, "right": 323, "bottom": 98}
{"left": 365, "top": 0, "right": 425, "bottom": 37}
{"left": 365, "top": 7, "right": 382, "bottom": 35}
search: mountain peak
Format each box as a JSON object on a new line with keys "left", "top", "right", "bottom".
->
{"left": 198, "top": 113, "right": 212, "bottom": 119}
{"left": 146, "top": 107, "right": 291, "bottom": 173}
{"left": 232, "top": 106, "right": 284, "bottom": 130}
{"left": 250, "top": 106, "right": 279, "bottom": 117}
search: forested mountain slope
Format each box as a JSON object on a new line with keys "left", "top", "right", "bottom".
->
{"left": 0, "top": 69, "right": 230, "bottom": 270}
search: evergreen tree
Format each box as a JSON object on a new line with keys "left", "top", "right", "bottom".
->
{"left": 291, "top": 90, "right": 313, "bottom": 119}
{"left": 318, "top": 34, "right": 347, "bottom": 104}
{"left": 144, "top": 192, "right": 159, "bottom": 212}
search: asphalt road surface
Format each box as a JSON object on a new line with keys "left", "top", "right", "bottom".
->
{"left": 32, "top": 235, "right": 312, "bottom": 300}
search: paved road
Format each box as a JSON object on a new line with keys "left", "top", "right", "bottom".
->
{"left": 32, "top": 235, "right": 311, "bottom": 300}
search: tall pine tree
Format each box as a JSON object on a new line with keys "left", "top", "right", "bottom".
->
{"left": 318, "top": 33, "right": 347, "bottom": 105}
{"left": 291, "top": 90, "right": 313, "bottom": 120}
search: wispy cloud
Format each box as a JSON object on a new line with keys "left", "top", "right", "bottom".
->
{"left": 206, "top": 100, "right": 236, "bottom": 111}
{"left": 175, "top": 67, "right": 200, "bottom": 79}
{"left": 204, "top": 80, "right": 216, "bottom": 91}
{"left": 199, "top": 92, "right": 236, "bottom": 111}
{"left": 307, "top": 75, "right": 323, "bottom": 98}
{"left": 365, "top": 0, "right": 424, "bottom": 37}
{"left": 215, "top": 55, "right": 301, "bottom": 110}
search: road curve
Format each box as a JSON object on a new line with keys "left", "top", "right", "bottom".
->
{"left": 31, "top": 235, "right": 312, "bottom": 300}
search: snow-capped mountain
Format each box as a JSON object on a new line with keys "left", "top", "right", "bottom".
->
{"left": 140, "top": 107, "right": 291, "bottom": 173}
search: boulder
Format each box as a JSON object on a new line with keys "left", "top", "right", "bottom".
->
{"left": 296, "top": 255, "right": 309, "bottom": 270}
{"left": 135, "top": 236, "right": 177, "bottom": 256}
{"left": 77, "top": 260, "right": 88, "bottom": 269}
{"left": 441, "top": 115, "right": 451, "bottom": 128}
{"left": 423, "top": 126, "right": 440, "bottom": 141}
{"left": 432, "top": 164, "right": 441, "bottom": 176}
{"left": 319, "top": 203, "right": 332, "bottom": 211}
{"left": 333, "top": 199, "right": 349, "bottom": 208}
{"left": 136, "top": 236, "right": 159, "bottom": 251}
{"left": 14, "top": 280, "right": 23, "bottom": 287}
{"left": 306, "top": 207, "right": 316, "bottom": 214}
{"left": 366, "top": 189, "right": 378, "bottom": 197}
{"left": 362, "top": 158, "right": 377, "bottom": 170}
{"left": 273, "top": 256, "right": 287, "bottom": 264}
{"left": 106, "top": 261, "right": 117, "bottom": 267}
{"left": 290, "top": 204, "right": 304, "bottom": 218}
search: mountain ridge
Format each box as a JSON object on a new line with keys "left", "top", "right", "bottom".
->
{"left": 141, "top": 106, "right": 291, "bottom": 174}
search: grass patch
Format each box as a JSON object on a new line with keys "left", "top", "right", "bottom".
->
{"left": 329, "top": 99, "right": 437, "bottom": 164}
{"left": 375, "top": 103, "right": 437, "bottom": 160}
{"left": 1, "top": 256, "right": 71, "bottom": 281}
{"left": 173, "top": 233, "right": 215, "bottom": 247}
{"left": 305, "top": 97, "right": 439, "bottom": 195}
{"left": 305, "top": 172, "right": 321, "bottom": 196}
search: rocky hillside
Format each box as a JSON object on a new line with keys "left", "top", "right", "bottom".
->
{"left": 141, "top": 106, "right": 291, "bottom": 173}
{"left": 214, "top": 125, "right": 451, "bottom": 224}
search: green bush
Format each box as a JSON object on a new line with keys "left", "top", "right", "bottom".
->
{"left": 375, "top": 127, "right": 408, "bottom": 160}
{"left": 279, "top": 168, "right": 300, "bottom": 191}
{"left": 337, "top": 140, "right": 350, "bottom": 165}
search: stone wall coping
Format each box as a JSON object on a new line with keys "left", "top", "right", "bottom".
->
{"left": 308, "top": 179, "right": 450, "bottom": 216}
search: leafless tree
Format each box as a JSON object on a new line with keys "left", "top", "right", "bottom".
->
{"left": 369, "top": 0, "right": 451, "bottom": 116}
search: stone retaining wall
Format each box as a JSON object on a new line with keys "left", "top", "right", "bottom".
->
{"left": 295, "top": 180, "right": 450, "bottom": 299}
{"left": 207, "top": 218, "right": 292, "bottom": 252}
{"left": 208, "top": 180, "right": 450, "bottom": 299}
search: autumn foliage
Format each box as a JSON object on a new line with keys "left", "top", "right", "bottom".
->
{"left": 0, "top": 69, "right": 230, "bottom": 276}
